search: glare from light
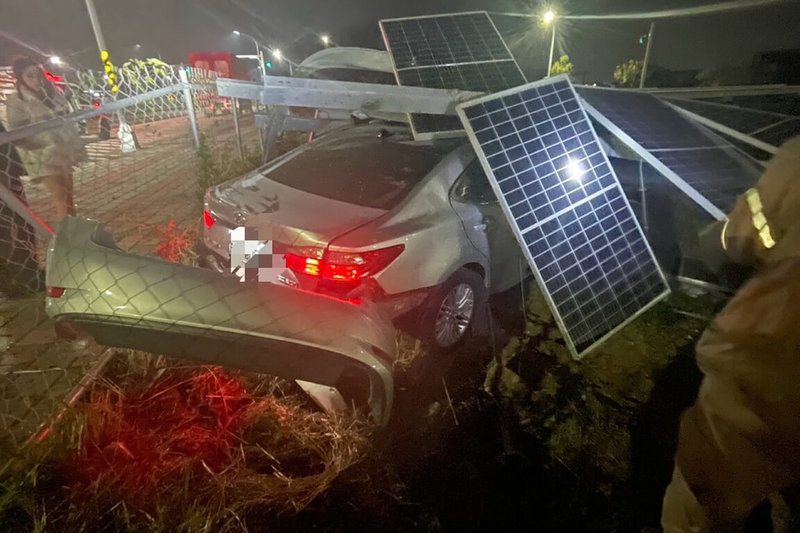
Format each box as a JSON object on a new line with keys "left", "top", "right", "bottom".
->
{"left": 272, "top": 49, "right": 282, "bottom": 60}
{"left": 48, "top": 56, "right": 61, "bottom": 65}
{"left": 321, "top": 34, "right": 330, "bottom": 45}
{"left": 565, "top": 158, "right": 583, "bottom": 182}
{"left": 232, "top": 30, "right": 241, "bottom": 36}
{"left": 543, "top": 10, "right": 556, "bottom": 24}
{"left": 135, "top": 43, "right": 142, "bottom": 48}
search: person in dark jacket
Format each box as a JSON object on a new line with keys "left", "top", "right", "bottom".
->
{"left": 6, "top": 57, "right": 82, "bottom": 223}
{"left": 0, "top": 121, "right": 45, "bottom": 295}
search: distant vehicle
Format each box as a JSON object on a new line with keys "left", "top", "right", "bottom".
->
{"left": 199, "top": 123, "right": 527, "bottom": 351}
{"left": 45, "top": 217, "right": 397, "bottom": 425}
{"left": 294, "top": 47, "right": 397, "bottom": 85}
{"left": 188, "top": 52, "right": 252, "bottom": 116}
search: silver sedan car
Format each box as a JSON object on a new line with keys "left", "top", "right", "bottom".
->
{"left": 199, "top": 123, "right": 527, "bottom": 351}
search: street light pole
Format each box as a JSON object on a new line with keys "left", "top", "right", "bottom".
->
{"left": 83, "top": 0, "right": 136, "bottom": 153}
{"left": 234, "top": 31, "right": 266, "bottom": 79}
{"left": 547, "top": 24, "right": 556, "bottom": 77}
{"left": 84, "top": 0, "right": 107, "bottom": 53}
{"left": 542, "top": 10, "right": 557, "bottom": 78}
{"left": 640, "top": 21, "right": 655, "bottom": 89}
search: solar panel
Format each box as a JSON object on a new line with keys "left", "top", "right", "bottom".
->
{"left": 666, "top": 98, "right": 800, "bottom": 148}
{"left": 457, "top": 76, "right": 669, "bottom": 358}
{"left": 380, "top": 11, "right": 526, "bottom": 139}
{"left": 576, "top": 87, "right": 762, "bottom": 219}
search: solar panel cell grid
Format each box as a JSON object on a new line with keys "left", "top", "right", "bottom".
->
{"left": 756, "top": 119, "right": 800, "bottom": 147}
{"left": 382, "top": 13, "right": 512, "bottom": 69}
{"left": 380, "top": 11, "right": 527, "bottom": 138}
{"left": 458, "top": 77, "right": 668, "bottom": 356}
{"left": 668, "top": 98, "right": 784, "bottom": 134}
{"left": 577, "top": 86, "right": 763, "bottom": 216}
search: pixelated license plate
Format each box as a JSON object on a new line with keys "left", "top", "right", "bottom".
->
{"left": 229, "top": 226, "right": 295, "bottom": 285}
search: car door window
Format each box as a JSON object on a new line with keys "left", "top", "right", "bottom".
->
{"left": 451, "top": 160, "right": 498, "bottom": 205}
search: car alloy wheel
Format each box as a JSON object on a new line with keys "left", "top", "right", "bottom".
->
{"left": 434, "top": 282, "right": 475, "bottom": 348}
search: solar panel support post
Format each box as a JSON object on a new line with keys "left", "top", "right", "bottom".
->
{"left": 639, "top": 22, "right": 655, "bottom": 89}
{"left": 216, "top": 77, "right": 479, "bottom": 116}
{"left": 580, "top": 99, "right": 728, "bottom": 221}
{"left": 638, "top": 161, "right": 649, "bottom": 233}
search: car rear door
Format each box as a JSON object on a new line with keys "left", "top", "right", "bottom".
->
{"left": 448, "top": 160, "right": 526, "bottom": 293}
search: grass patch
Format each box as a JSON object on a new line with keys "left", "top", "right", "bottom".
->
{"left": 196, "top": 133, "right": 261, "bottom": 193}
{"left": 1, "top": 354, "right": 371, "bottom": 531}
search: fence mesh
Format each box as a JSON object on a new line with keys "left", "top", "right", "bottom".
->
{"left": 0, "top": 61, "right": 270, "bottom": 471}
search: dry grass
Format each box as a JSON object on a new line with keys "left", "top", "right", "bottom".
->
{"left": 4, "top": 355, "right": 372, "bottom": 531}
{"left": 146, "top": 219, "right": 198, "bottom": 265}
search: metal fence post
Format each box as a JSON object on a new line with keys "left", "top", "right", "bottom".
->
{"left": 179, "top": 68, "right": 201, "bottom": 148}
{"left": 232, "top": 97, "right": 244, "bottom": 160}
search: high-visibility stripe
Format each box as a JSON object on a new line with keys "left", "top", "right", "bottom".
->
{"left": 744, "top": 188, "right": 776, "bottom": 249}
{"left": 720, "top": 218, "right": 730, "bottom": 251}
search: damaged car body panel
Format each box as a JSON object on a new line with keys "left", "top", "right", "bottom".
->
{"left": 45, "top": 217, "right": 396, "bottom": 425}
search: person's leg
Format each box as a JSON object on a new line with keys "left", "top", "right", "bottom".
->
{"left": 62, "top": 172, "right": 76, "bottom": 216}
{"left": 662, "top": 466, "right": 710, "bottom": 532}
{"left": 39, "top": 173, "right": 74, "bottom": 222}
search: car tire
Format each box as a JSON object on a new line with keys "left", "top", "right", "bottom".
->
{"left": 418, "top": 268, "right": 486, "bottom": 353}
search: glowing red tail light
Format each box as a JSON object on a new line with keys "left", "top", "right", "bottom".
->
{"left": 285, "top": 245, "right": 404, "bottom": 282}
{"left": 203, "top": 210, "right": 215, "bottom": 228}
{"left": 47, "top": 286, "right": 65, "bottom": 298}
{"left": 285, "top": 254, "right": 321, "bottom": 277}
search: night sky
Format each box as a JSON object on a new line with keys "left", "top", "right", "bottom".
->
{"left": 1, "top": 0, "right": 799, "bottom": 82}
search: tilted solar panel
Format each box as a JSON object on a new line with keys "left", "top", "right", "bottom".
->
{"left": 666, "top": 98, "right": 800, "bottom": 148}
{"left": 457, "top": 76, "right": 669, "bottom": 358}
{"left": 576, "top": 87, "right": 762, "bottom": 219}
{"left": 380, "top": 11, "right": 526, "bottom": 139}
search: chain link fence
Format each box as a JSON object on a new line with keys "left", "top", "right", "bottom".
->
{"left": 0, "top": 61, "right": 267, "bottom": 472}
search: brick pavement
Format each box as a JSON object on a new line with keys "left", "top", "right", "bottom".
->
{"left": 1, "top": 112, "right": 260, "bottom": 467}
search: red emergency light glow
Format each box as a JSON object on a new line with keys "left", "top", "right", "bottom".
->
{"left": 285, "top": 245, "right": 404, "bottom": 282}
{"left": 203, "top": 210, "right": 215, "bottom": 228}
{"left": 44, "top": 71, "right": 64, "bottom": 84}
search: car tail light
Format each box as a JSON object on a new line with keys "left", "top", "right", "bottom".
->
{"left": 203, "top": 210, "right": 215, "bottom": 228}
{"left": 285, "top": 254, "right": 321, "bottom": 277}
{"left": 285, "top": 245, "right": 404, "bottom": 282}
{"left": 47, "top": 286, "right": 65, "bottom": 298}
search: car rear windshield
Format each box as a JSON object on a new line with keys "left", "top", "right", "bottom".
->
{"left": 263, "top": 136, "right": 446, "bottom": 209}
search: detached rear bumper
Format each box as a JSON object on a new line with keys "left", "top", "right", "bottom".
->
{"left": 47, "top": 217, "right": 398, "bottom": 425}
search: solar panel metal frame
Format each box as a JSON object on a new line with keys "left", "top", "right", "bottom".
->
{"left": 379, "top": 11, "right": 526, "bottom": 141}
{"left": 576, "top": 88, "right": 746, "bottom": 221}
{"left": 456, "top": 75, "right": 670, "bottom": 359}
{"left": 664, "top": 101, "right": 783, "bottom": 156}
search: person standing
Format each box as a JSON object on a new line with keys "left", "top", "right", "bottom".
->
{"left": 0, "top": 121, "right": 45, "bottom": 295}
{"left": 661, "top": 137, "right": 800, "bottom": 531}
{"left": 5, "top": 56, "right": 83, "bottom": 223}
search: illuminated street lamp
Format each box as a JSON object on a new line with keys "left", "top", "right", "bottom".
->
{"left": 271, "top": 48, "right": 294, "bottom": 75}
{"left": 233, "top": 30, "right": 266, "bottom": 78}
{"left": 542, "top": 9, "right": 557, "bottom": 77}
{"left": 321, "top": 34, "right": 330, "bottom": 46}
{"left": 48, "top": 56, "right": 62, "bottom": 65}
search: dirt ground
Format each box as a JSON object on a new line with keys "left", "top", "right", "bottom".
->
{"left": 236, "top": 282, "right": 722, "bottom": 532}
{"left": 1, "top": 276, "right": 722, "bottom": 532}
